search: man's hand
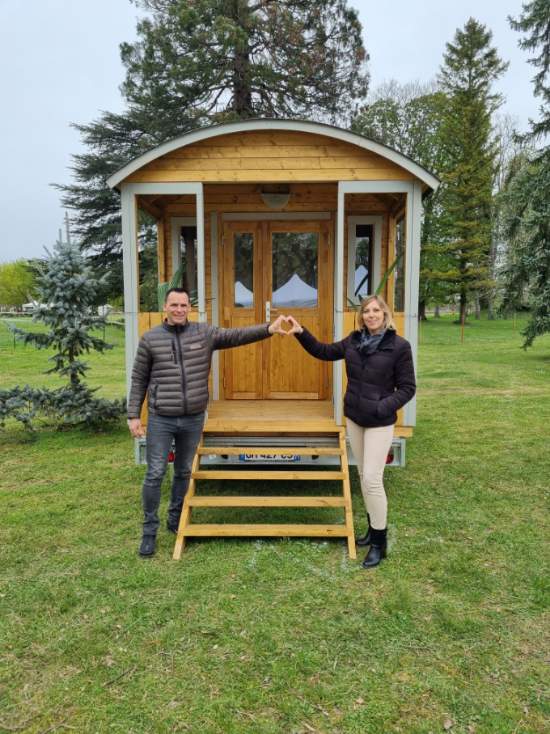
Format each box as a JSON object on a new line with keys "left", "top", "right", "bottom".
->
{"left": 286, "top": 315, "right": 304, "bottom": 335}
{"left": 127, "top": 418, "right": 145, "bottom": 438}
{"left": 268, "top": 314, "right": 291, "bottom": 335}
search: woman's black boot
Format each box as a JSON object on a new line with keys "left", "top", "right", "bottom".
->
{"left": 356, "top": 514, "right": 371, "bottom": 547}
{"left": 362, "top": 528, "right": 387, "bottom": 568}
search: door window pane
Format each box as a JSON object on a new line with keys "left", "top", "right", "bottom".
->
{"left": 271, "top": 232, "right": 318, "bottom": 308}
{"left": 234, "top": 233, "right": 254, "bottom": 307}
{"left": 354, "top": 224, "right": 373, "bottom": 299}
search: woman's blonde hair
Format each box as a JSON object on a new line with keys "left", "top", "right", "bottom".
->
{"left": 357, "top": 294, "right": 396, "bottom": 331}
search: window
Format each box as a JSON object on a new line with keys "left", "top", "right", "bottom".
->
{"left": 177, "top": 225, "right": 198, "bottom": 303}
{"left": 233, "top": 233, "right": 254, "bottom": 308}
{"left": 271, "top": 231, "right": 318, "bottom": 308}
{"left": 353, "top": 224, "right": 373, "bottom": 299}
{"left": 347, "top": 218, "right": 379, "bottom": 305}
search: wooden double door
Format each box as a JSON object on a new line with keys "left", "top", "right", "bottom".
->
{"left": 221, "top": 219, "right": 333, "bottom": 399}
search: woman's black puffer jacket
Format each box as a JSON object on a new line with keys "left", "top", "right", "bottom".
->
{"left": 295, "top": 328, "right": 416, "bottom": 428}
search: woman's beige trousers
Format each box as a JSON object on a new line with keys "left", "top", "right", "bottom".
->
{"left": 346, "top": 419, "right": 394, "bottom": 530}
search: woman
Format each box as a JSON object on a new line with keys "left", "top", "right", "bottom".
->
{"left": 287, "top": 295, "right": 416, "bottom": 568}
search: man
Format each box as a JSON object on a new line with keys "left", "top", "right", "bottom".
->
{"left": 128, "top": 287, "right": 288, "bottom": 557}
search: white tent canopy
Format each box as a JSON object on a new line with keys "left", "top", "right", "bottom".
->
{"left": 272, "top": 273, "right": 317, "bottom": 308}
{"left": 234, "top": 280, "right": 253, "bottom": 307}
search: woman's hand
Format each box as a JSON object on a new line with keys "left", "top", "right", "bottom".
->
{"left": 286, "top": 315, "right": 304, "bottom": 335}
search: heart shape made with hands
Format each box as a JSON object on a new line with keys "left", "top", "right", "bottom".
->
{"left": 281, "top": 315, "right": 302, "bottom": 334}
{"left": 279, "top": 315, "right": 294, "bottom": 334}
{"left": 271, "top": 314, "right": 300, "bottom": 335}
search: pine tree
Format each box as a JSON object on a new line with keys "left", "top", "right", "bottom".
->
{"left": 502, "top": 0, "right": 550, "bottom": 346}
{"left": 8, "top": 242, "right": 125, "bottom": 428}
{"left": 56, "top": 0, "right": 369, "bottom": 267}
{"left": 438, "top": 18, "right": 508, "bottom": 325}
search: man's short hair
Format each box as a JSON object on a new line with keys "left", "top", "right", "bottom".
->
{"left": 165, "top": 288, "right": 190, "bottom": 303}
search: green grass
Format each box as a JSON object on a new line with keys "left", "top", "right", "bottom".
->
{"left": 0, "top": 318, "right": 125, "bottom": 400}
{"left": 1, "top": 315, "right": 549, "bottom": 733}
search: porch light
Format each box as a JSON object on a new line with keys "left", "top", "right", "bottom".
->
{"left": 260, "top": 184, "right": 291, "bottom": 209}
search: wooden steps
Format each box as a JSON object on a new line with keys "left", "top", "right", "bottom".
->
{"left": 196, "top": 446, "right": 344, "bottom": 456}
{"left": 172, "top": 425, "right": 356, "bottom": 560}
{"left": 179, "top": 523, "right": 349, "bottom": 537}
{"left": 193, "top": 470, "right": 345, "bottom": 481}
{"left": 188, "top": 496, "right": 346, "bottom": 508}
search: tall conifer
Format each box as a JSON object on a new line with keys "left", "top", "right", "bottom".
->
{"left": 438, "top": 18, "right": 508, "bottom": 324}
{"left": 502, "top": 0, "right": 550, "bottom": 346}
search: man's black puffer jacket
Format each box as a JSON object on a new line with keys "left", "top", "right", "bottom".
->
{"left": 295, "top": 327, "right": 416, "bottom": 427}
{"left": 128, "top": 321, "right": 271, "bottom": 418}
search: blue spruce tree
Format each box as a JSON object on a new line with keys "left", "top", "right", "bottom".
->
{"left": 4, "top": 241, "right": 125, "bottom": 428}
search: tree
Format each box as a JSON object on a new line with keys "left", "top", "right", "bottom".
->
{"left": 510, "top": 0, "right": 550, "bottom": 141}
{"left": 437, "top": 18, "right": 508, "bottom": 325}
{"left": 56, "top": 0, "right": 369, "bottom": 266}
{"left": 498, "top": 149, "right": 537, "bottom": 309}
{"left": 489, "top": 114, "right": 524, "bottom": 318}
{"left": 502, "top": 1, "right": 550, "bottom": 346}
{"left": 352, "top": 81, "right": 451, "bottom": 318}
{"left": 7, "top": 241, "right": 125, "bottom": 428}
{"left": 0, "top": 260, "right": 36, "bottom": 309}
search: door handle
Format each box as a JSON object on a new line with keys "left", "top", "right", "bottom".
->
{"left": 265, "top": 301, "right": 271, "bottom": 322}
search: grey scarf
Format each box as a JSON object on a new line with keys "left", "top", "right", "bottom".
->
{"left": 358, "top": 328, "right": 386, "bottom": 355}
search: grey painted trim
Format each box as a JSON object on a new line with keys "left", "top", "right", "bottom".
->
{"left": 107, "top": 120, "right": 440, "bottom": 191}
{"left": 335, "top": 185, "right": 346, "bottom": 315}
{"left": 121, "top": 186, "right": 139, "bottom": 400}
{"left": 170, "top": 217, "right": 196, "bottom": 277}
{"left": 339, "top": 180, "right": 415, "bottom": 196}
{"left": 134, "top": 438, "right": 142, "bottom": 465}
{"left": 196, "top": 184, "right": 206, "bottom": 322}
{"left": 403, "top": 181, "right": 422, "bottom": 426}
{"left": 210, "top": 212, "right": 220, "bottom": 399}
{"left": 122, "top": 182, "right": 203, "bottom": 196}
{"left": 347, "top": 215, "right": 382, "bottom": 301}
{"left": 333, "top": 184, "right": 346, "bottom": 425}
{"left": 221, "top": 211, "right": 331, "bottom": 221}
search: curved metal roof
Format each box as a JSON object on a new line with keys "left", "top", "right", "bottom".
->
{"left": 107, "top": 118, "right": 440, "bottom": 191}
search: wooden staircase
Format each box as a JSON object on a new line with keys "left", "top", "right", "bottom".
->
{"left": 172, "top": 423, "right": 356, "bottom": 560}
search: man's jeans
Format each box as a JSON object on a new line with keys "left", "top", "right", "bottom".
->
{"left": 141, "top": 412, "right": 205, "bottom": 536}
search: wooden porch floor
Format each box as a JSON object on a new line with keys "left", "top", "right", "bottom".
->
{"left": 205, "top": 400, "right": 412, "bottom": 437}
{"left": 205, "top": 400, "right": 336, "bottom": 434}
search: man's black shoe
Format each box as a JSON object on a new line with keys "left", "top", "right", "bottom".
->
{"left": 139, "top": 535, "right": 157, "bottom": 557}
{"left": 167, "top": 520, "right": 179, "bottom": 534}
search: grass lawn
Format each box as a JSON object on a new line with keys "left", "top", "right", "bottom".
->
{"left": 0, "top": 315, "right": 548, "bottom": 734}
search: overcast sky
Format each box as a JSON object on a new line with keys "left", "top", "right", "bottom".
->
{"left": 0, "top": 0, "right": 541, "bottom": 263}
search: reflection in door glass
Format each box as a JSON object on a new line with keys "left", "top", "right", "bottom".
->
{"left": 234, "top": 233, "right": 254, "bottom": 307}
{"left": 272, "top": 232, "right": 318, "bottom": 308}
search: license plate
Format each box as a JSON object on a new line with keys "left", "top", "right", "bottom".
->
{"left": 238, "top": 453, "right": 301, "bottom": 462}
